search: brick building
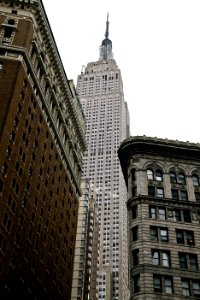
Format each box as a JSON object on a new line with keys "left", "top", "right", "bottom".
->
{"left": 118, "top": 136, "right": 200, "bottom": 299}
{"left": 0, "top": 0, "right": 86, "bottom": 299}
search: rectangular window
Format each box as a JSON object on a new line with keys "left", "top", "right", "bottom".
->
{"left": 150, "top": 227, "right": 158, "bottom": 241}
{"left": 173, "top": 209, "right": 181, "bottom": 222}
{"left": 195, "top": 192, "right": 200, "bottom": 203}
{"left": 131, "top": 205, "right": 138, "bottom": 219}
{"left": 132, "top": 249, "right": 139, "bottom": 266}
{"left": 171, "top": 189, "right": 179, "bottom": 199}
{"left": 148, "top": 186, "right": 155, "bottom": 197}
{"left": 181, "top": 279, "right": 200, "bottom": 297}
{"left": 180, "top": 190, "right": 188, "bottom": 201}
{"left": 152, "top": 250, "right": 170, "bottom": 267}
{"left": 176, "top": 229, "right": 195, "bottom": 245}
{"left": 160, "top": 228, "right": 168, "bottom": 242}
{"left": 132, "top": 226, "right": 138, "bottom": 241}
{"left": 133, "top": 274, "right": 140, "bottom": 293}
{"left": 150, "top": 226, "right": 168, "bottom": 242}
{"left": 157, "top": 187, "right": 164, "bottom": 198}
{"left": 183, "top": 210, "right": 191, "bottom": 223}
{"left": 132, "top": 186, "right": 137, "bottom": 197}
{"left": 149, "top": 206, "right": 166, "bottom": 220}
{"left": 154, "top": 275, "right": 173, "bottom": 294}
{"left": 179, "top": 253, "right": 198, "bottom": 270}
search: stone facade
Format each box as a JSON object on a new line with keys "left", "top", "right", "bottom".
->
{"left": 118, "top": 136, "right": 200, "bottom": 300}
{"left": 0, "top": 1, "right": 86, "bottom": 299}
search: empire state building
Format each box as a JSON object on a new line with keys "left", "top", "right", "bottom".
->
{"left": 77, "top": 16, "right": 130, "bottom": 300}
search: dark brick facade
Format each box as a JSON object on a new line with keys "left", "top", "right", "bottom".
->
{"left": 0, "top": 1, "right": 86, "bottom": 299}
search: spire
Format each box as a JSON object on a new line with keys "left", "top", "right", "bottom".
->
{"left": 99, "top": 13, "right": 113, "bottom": 61}
{"left": 105, "top": 13, "right": 109, "bottom": 39}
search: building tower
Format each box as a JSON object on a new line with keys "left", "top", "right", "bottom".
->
{"left": 0, "top": 0, "right": 86, "bottom": 299}
{"left": 118, "top": 136, "right": 200, "bottom": 299}
{"left": 77, "top": 16, "right": 130, "bottom": 300}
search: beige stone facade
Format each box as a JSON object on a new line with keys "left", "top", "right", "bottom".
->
{"left": 118, "top": 136, "right": 200, "bottom": 300}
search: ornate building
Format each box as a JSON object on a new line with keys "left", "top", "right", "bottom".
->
{"left": 118, "top": 136, "right": 200, "bottom": 299}
{"left": 0, "top": 0, "right": 86, "bottom": 299}
{"left": 77, "top": 16, "right": 130, "bottom": 300}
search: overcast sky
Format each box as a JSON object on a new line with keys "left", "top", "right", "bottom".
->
{"left": 42, "top": 0, "right": 200, "bottom": 143}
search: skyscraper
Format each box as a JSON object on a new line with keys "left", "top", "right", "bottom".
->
{"left": 118, "top": 136, "right": 200, "bottom": 299}
{"left": 0, "top": 0, "right": 86, "bottom": 298}
{"left": 77, "top": 16, "right": 130, "bottom": 300}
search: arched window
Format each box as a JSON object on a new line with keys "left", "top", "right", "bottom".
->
{"left": 155, "top": 169, "right": 163, "bottom": 182}
{"left": 147, "top": 169, "right": 153, "bottom": 180}
{"left": 178, "top": 173, "right": 186, "bottom": 185}
{"left": 192, "top": 175, "right": 199, "bottom": 186}
{"left": 170, "top": 172, "right": 177, "bottom": 184}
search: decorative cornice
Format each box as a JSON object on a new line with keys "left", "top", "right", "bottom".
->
{"left": 118, "top": 136, "right": 200, "bottom": 186}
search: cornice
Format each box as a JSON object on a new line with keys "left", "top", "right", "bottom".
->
{"left": 118, "top": 136, "right": 200, "bottom": 186}
{"left": 0, "top": 0, "right": 86, "bottom": 149}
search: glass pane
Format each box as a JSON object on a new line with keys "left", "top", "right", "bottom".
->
{"left": 157, "top": 188, "right": 164, "bottom": 198}
{"left": 182, "top": 281, "right": 190, "bottom": 296}
{"left": 160, "top": 229, "right": 168, "bottom": 241}
{"left": 176, "top": 230, "right": 184, "bottom": 243}
{"left": 147, "top": 169, "right": 153, "bottom": 180}
{"left": 155, "top": 169, "right": 162, "bottom": 181}
{"left": 159, "top": 208, "right": 166, "bottom": 220}
{"left": 192, "top": 282, "right": 200, "bottom": 295}
{"left": 165, "top": 278, "right": 172, "bottom": 294}
{"left": 192, "top": 175, "right": 199, "bottom": 186}
{"left": 179, "top": 173, "right": 186, "bottom": 184}
{"left": 150, "top": 207, "right": 156, "bottom": 219}
{"left": 162, "top": 252, "right": 169, "bottom": 266}
{"left": 152, "top": 251, "right": 159, "bottom": 265}
{"left": 170, "top": 172, "right": 177, "bottom": 183}
{"left": 151, "top": 228, "right": 158, "bottom": 241}
{"left": 180, "top": 190, "right": 188, "bottom": 201}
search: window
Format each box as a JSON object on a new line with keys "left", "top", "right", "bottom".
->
{"left": 155, "top": 169, "right": 163, "bottom": 181}
{"left": 147, "top": 168, "right": 163, "bottom": 181}
{"left": 132, "top": 226, "right": 138, "bottom": 241}
{"left": 149, "top": 206, "right": 166, "bottom": 220}
{"left": 133, "top": 274, "right": 140, "bottom": 293}
{"left": 132, "top": 186, "right": 137, "bottom": 197}
{"left": 182, "top": 279, "right": 200, "bottom": 297}
{"left": 171, "top": 189, "right": 179, "bottom": 199}
{"left": 173, "top": 209, "right": 181, "bottom": 222}
{"left": 178, "top": 173, "right": 186, "bottom": 184}
{"left": 171, "top": 189, "right": 188, "bottom": 201}
{"left": 131, "top": 168, "right": 136, "bottom": 181}
{"left": 147, "top": 169, "right": 153, "bottom": 180}
{"left": 157, "top": 187, "right": 164, "bottom": 198}
{"left": 148, "top": 186, "right": 164, "bottom": 198}
{"left": 195, "top": 192, "right": 200, "bottom": 203}
{"left": 192, "top": 175, "right": 199, "bottom": 186}
{"left": 170, "top": 172, "right": 177, "bottom": 183}
{"left": 173, "top": 209, "right": 191, "bottom": 222}
{"left": 132, "top": 249, "right": 139, "bottom": 266}
{"left": 131, "top": 206, "right": 138, "bottom": 219}
{"left": 150, "top": 226, "right": 168, "bottom": 242}
{"left": 152, "top": 249, "right": 170, "bottom": 267}
{"left": 180, "top": 190, "right": 188, "bottom": 201}
{"left": 176, "top": 229, "right": 195, "bottom": 245}
{"left": 153, "top": 275, "right": 173, "bottom": 294}
{"left": 179, "top": 253, "right": 198, "bottom": 270}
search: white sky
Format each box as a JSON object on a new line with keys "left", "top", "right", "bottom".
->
{"left": 42, "top": 0, "right": 200, "bottom": 143}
